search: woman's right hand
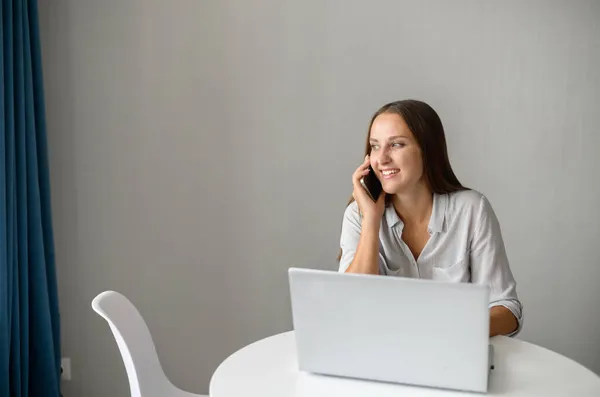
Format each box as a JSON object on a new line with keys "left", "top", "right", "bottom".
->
{"left": 352, "top": 155, "right": 386, "bottom": 224}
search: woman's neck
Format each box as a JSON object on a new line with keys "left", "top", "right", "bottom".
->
{"left": 392, "top": 183, "right": 434, "bottom": 227}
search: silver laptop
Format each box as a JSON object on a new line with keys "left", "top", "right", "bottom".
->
{"left": 288, "top": 268, "right": 493, "bottom": 393}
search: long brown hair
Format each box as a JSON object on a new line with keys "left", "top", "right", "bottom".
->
{"left": 337, "top": 99, "right": 468, "bottom": 261}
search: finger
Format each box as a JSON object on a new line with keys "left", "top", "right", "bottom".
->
{"left": 362, "top": 155, "right": 371, "bottom": 169}
{"left": 352, "top": 168, "right": 369, "bottom": 188}
{"left": 352, "top": 179, "right": 370, "bottom": 205}
{"left": 353, "top": 163, "right": 371, "bottom": 181}
{"left": 351, "top": 178, "right": 365, "bottom": 200}
{"left": 354, "top": 166, "right": 369, "bottom": 180}
{"left": 356, "top": 155, "right": 371, "bottom": 173}
{"left": 352, "top": 174, "right": 362, "bottom": 191}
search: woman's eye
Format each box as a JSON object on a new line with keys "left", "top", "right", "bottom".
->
{"left": 370, "top": 144, "right": 380, "bottom": 150}
{"left": 391, "top": 142, "right": 405, "bottom": 148}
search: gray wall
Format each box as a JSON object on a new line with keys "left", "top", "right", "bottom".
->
{"left": 38, "top": 1, "right": 600, "bottom": 396}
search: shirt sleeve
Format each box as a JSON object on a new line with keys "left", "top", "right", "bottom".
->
{"left": 339, "top": 202, "right": 362, "bottom": 272}
{"left": 470, "top": 194, "right": 524, "bottom": 336}
{"left": 338, "top": 201, "right": 385, "bottom": 273}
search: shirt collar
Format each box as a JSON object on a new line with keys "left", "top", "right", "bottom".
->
{"left": 384, "top": 202, "right": 402, "bottom": 228}
{"left": 385, "top": 193, "right": 447, "bottom": 233}
{"left": 428, "top": 193, "right": 447, "bottom": 233}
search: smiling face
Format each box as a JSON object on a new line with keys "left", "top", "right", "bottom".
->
{"left": 368, "top": 112, "right": 427, "bottom": 195}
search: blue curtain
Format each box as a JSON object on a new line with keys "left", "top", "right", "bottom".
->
{"left": 1, "top": 0, "right": 61, "bottom": 396}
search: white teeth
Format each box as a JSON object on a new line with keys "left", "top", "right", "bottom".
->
{"left": 382, "top": 169, "right": 399, "bottom": 175}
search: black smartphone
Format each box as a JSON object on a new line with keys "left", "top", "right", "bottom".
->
{"left": 359, "top": 166, "right": 382, "bottom": 202}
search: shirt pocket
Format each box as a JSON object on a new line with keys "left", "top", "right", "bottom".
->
{"left": 380, "top": 257, "right": 406, "bottom": 277}
{"left": 431, "top": 256, "right": 470, "bottom": 283}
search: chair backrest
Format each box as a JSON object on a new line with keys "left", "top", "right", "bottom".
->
{"left": 92, "top": 291, "right": 172, "bottom": 397}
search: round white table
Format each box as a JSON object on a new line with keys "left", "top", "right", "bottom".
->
{"left": 209, "top": 331, "right": 600, "bottom": 397}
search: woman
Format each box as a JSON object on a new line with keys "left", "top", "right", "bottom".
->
{"left": 338, "top": 99, "right": 522, "bottom": 337}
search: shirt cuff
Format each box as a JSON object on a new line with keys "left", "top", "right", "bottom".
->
{"left": 490, "top": 299, "right": 523, "bottom": 337}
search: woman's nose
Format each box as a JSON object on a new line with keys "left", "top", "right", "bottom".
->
{"left": 378, "top": 150, "right": 391, "bottom": 165}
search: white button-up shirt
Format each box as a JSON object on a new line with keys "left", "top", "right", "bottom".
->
{"left": 339, "top": 189, "right": 523, "bottom": 335}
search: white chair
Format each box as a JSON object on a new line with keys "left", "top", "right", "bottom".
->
{"left": 92, "top": 291, "right": 206, "bottom": 397}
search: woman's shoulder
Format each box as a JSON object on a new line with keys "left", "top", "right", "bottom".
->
{"left": 343, "top": 200, "right": 361, "bottom": 221}
{"left": 445, "top": 189, "right": 494, "bottom": 217}
{"left": 447, "top": 188, "right": 483, "bottom": 206}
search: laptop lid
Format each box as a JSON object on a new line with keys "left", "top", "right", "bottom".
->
{"left": 288, "top": 268, "right": 491, "bottom": 392}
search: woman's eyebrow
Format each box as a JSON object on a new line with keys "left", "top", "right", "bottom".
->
{"left": 369, "top": 135, "right": 409, "bottom": 142}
